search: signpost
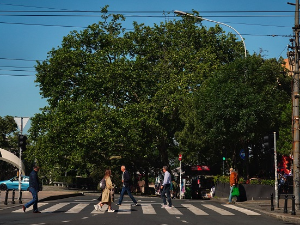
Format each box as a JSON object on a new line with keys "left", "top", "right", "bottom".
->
{"left": 14, "top": 117, "right": 29, "bottom": 202}
{"left": 179, "top": 154, "right": 182, "bottom": 199}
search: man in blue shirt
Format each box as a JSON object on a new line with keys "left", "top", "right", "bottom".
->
{"left": 23, "top": 166, "right": 40, "bottom": 213}
{"left": 161, "top": 166, "right": 172, "bottom": 208}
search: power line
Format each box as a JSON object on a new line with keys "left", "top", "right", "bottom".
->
{"left": 0, "top": 14, "right": 294, "bottom": 18}
{"left": 0, "top": 74, "right": 34, "bottom": 77}
{"left": 0, "top": 57, "right": 42, "bottom": 62}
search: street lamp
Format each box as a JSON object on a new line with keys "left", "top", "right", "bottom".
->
{"left": 174, "top": 10, "right": 247, "bottom": 58}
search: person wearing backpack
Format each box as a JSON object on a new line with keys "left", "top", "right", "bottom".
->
{"left": 117, "top": 165, "right": 138, "bottom": 206}
{"left": 94, "top": 169, "right": 115, "bottom": 212}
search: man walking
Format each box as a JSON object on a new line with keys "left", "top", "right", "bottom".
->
{"left": 227, "top": 167, "right": 238, "bottom": 204}
{"left": 161, "top": 166, "right": 172, "bottom": 208}
{"left": 117, "top": 165, "right": 138, "bottom": 206}
{"left": 23, "top": 165, "right": 40, "bottom": 213}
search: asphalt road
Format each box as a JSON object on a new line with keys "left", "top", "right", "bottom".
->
{"left": 0, "top": 195, "right": 297, "bottom": 225}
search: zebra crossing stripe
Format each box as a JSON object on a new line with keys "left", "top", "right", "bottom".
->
{"left": 165, "top": 206, "right": 183, "bottom": 215}
{"left": 141, "top": 204, "right": 156, "bottom": 214}
{"left": 202, "top": 204, "right": 234, "bottom": 215}
{"left": 223, "top": 204, "right": 261, "bottom": 215}
{"left": 41, "top": 203, "right": 69, "bottom": 213}
{"left": 12, "top": 203, "right": 48, "bottom": 213}
{"left": 117, "top": 204, "right": 131, "bottom": 214}
{"left": 182, "top": 204, "right": 209, "bottom": 215}
{"left": 66, "top": 203, "right": 89, "bottom": 213}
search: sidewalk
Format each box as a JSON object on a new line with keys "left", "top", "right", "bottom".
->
{"left": 215, "top": 197, "right": 300, "bottom": 224}
{"left": 0, "top": 188, "right": 83, "bottom": 210}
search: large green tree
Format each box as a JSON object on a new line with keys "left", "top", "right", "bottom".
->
{"left": 176, "top": 54, "right": 291, "bottom": 177}
{"left": 27, "top": 7, "right": 244, "bottom": 181}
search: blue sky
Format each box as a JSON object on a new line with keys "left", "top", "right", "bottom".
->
{"left": 0, "top": 0, "right": 295, "bottom": 133}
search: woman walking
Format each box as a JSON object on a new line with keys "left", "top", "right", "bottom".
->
{"left": 94, "top": 169, "right": 115, "bottom": 212}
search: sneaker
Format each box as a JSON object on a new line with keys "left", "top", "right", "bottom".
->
{"left": 116, "top": 203, "right": 121, "bottom": 206}
{"left": 161, "top": 205, "right": 167, "bottom": 208}
{"left": 226, "top": 202, "right": 232, "bottom": 204}
{"left": 108, "top": 209, "right": 115, "bottom": 212}
{"left": 33, "top": 211, "right": 41, "bottom": 213}
{"left": 132, "top": 203, "right": 138, "bottom": 206}
{"left": 94, "top": 205, "right": 99, "bottom": 211}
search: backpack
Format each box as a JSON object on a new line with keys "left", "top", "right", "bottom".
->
{"left": 99, "top": 178, "right": 106, "bottom": 190}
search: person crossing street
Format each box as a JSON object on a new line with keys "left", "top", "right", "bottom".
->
{"left": 161, "top": 166, "right": 172, "bottom": 208}
{"left": 22, "top": 166, "right": 40, "bottom": 213}
{"left": 117, "top": 165, "right": 138, "bottom": 206}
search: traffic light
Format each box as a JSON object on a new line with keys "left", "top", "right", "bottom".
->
{"left": 18, "top": 135, "right": 27, "bottom": 151}
{"left": 222, "top": 157, "right": 226, "bottom": 161}
{"left": 263, "top": 133, "right": 279, "bottom": 150}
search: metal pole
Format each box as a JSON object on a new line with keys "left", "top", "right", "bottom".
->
{"left": 284, "top": 195, "right": 288, "bottom": 213}
{"left": 274, "top": 132, "right": 278, "bottom": 208}
{"left": 223, "top": 160, "right": 225, "bottom": 176}
{"left": 174, "top": 10, "right": 247, "bottom": 58}
{"left": 18, "top": 117, "right": 23, "bottom": 202}
{"left": 293, "top": 0, "right": 300, "bottom": 210}
{"left": 271, "top": 193, "right": 274, "bottom": 211}
{"left": 180, "top": 160, "right": 182, "bottom": 199}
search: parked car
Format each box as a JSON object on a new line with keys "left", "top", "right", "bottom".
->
{"left": 0, "top": 176, "right": 29, "bottom": 191}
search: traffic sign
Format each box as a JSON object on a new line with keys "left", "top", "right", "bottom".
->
{"left": 239, "top": 149, "right": 245, "bottom": 160}
{"left": 179, "top": 154, "right": 182, "bottom": 161}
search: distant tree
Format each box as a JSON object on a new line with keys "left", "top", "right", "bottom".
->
{"left": 0, "top": 115, "right": 19, "bottom": 179}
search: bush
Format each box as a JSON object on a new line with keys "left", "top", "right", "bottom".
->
{"left": 214, "top": 175, "right": 274, "bottom": 186}
{"left": 213, "top": 175, "right": 229, "bottom": 184}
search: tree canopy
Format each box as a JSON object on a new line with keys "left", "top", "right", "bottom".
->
{"left": 27, "top": 7, "right": 291, "bottom": 181}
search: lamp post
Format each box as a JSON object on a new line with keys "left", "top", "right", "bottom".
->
{"left": 174, "top": 10, "right": 247, "bottom": 58}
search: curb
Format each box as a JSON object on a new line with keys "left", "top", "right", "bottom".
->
{"left": 235, "top": 202, "right": 300, "bottom": 224}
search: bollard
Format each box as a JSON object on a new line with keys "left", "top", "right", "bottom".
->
{"left": 284, "top": 194, "right": 288, "bottom": 213}
{"left": 291, "top": 195, "right": 296, "bottom": 215}
{"left": 4, "top": 190, "right": 8, "bottom": 205}
{"left": 19, "top": 190, "right": 22, "bottom": 204}
{"left": 271, "top": 193, "right": 274, "bottom": 211}
{"left": 11, "top": 189, "right": 15, "bottom": 204}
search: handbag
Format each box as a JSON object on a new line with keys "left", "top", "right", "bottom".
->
{"left": 231, "top": 186, "right": 240, "bottom": 197}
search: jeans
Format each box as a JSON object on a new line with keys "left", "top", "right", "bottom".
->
{"left": 25, "top": 187, "right": 39, "bottom": 212}
{"left": 118, "top": 186, "right": 137, "bottom": 204}
{"left": 161, "top": 184, "right": 172, "bottom": 206}
{"left": 228, "top": 185, "right": 234, "bottom": 203}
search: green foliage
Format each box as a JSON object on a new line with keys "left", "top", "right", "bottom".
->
{"left": 176, "top": 54, "right": 291, "bottom": 175}
{"left": 213, "top": 175, "right": 229, "bottom": 184}
{"left": 28, "top": 7, "right": 245, "bottom": 178}
{"left": 249, "top": 179, "right": 275, "bottom": 186}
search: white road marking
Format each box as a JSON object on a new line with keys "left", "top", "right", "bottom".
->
{"left": 117, "top": 204, "right": 131, "bottom": 214}
{"left": 66, "top": 203, "right": 88, "bottom": 213}
{"left": 41, "top": 203, "right": 69, "bottom": 213}
{"left": 13, "top": 203, "right": 48, "bottom": 213}
{"left": 141, "top": 204, "right": 156, "bottom": 214}
{"left": 182, "top": 204, "right": 209, "bottom": 215}
{"left": 223, "top": 204, "right": 261, "bottom": 215}
{"left": 165, "top": 206, "right": 182, "bottom": 215}
{"left": 202, "top": 204, "right": 234, "bottom": 215}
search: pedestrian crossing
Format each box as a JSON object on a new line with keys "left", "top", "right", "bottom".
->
{"left": 12, "top": 202, "right": 261, "bottom": 216}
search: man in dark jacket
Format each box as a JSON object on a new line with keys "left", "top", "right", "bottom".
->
{"left": 23, "top": 166, "right": 40, "bottom": 213}
{"left": 117, "top": 165, "right": 138, "bottom": 206}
